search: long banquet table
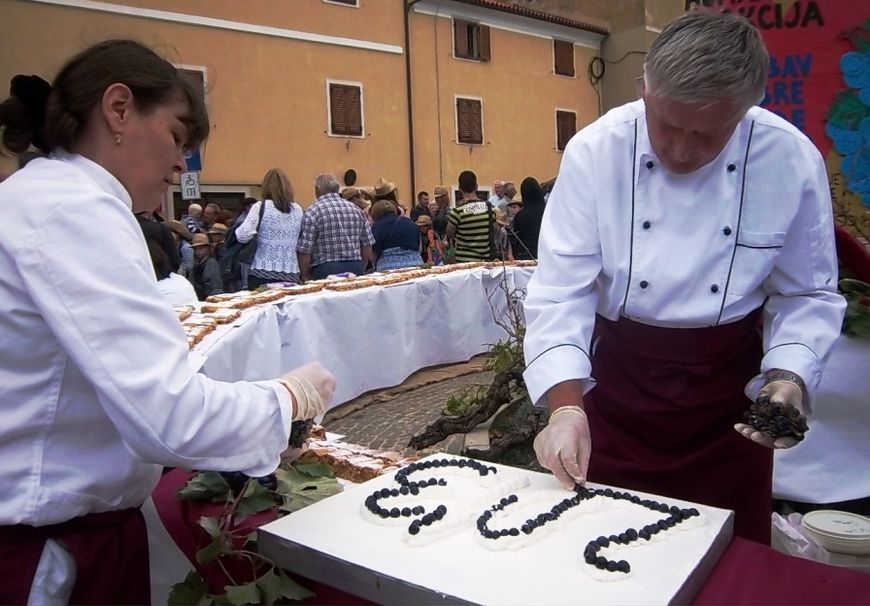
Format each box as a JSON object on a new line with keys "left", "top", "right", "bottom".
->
{"left": 189, "top": 265, "right": 533, "bottom": 410}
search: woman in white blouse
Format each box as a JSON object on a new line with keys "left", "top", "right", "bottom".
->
{"left": 0, "top": 40, "right": 334, "bottom": 603}
{"left": 236, "top": 167, "right": 304, "bottom": 288}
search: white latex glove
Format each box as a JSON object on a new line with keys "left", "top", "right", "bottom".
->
{"left": 277, "top": 362, "right": 336, "bottom": 421}
{"left": 533, "top": 406, "right": 591, "bottom": 490}
{"left": 735, "top": 377, "right": 805, "bottom": 449}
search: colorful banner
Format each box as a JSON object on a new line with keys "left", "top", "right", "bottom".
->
{"left": 692, "top": 0, "right": 870, "bottom": 236}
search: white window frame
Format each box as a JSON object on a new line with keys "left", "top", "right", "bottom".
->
{"left": 555, "top": 107, "right": 577, "bottom": 152}
{"left": 454, "top": 94, "right": 485, "bottom": 146}
{"left": 322, "top": 0, "right": 359, "bottom": 7}
{"left": 326, "top": 79, "right": 365, "bottom": 139}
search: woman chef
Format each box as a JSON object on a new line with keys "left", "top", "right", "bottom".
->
{"left": 0, "top": 40, "right": 335, "bottom": 603}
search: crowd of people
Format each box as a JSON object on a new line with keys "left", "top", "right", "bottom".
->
{"left": 150, "top": 167, "right": 548, "bottom": 300}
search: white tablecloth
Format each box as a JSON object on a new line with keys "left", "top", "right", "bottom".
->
{"left": 773, "top": 335, "right": 870, "bottom": 504}
{"left": 192, "top": 266, "right": 533, "bottom": 410}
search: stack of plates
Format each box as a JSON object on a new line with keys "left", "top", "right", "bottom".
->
{"left": 801, "top": 510, "right": 870, "bottom": 555}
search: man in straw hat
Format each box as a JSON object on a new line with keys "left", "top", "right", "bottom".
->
{"left": 416, "top": 214, "right": 443, "bottom": 265}
{"left": 430, "top": 185, "right": 451, "bottom": 238}
{"left": 524, "top": 9, "right": 845, "bottom": 544}
{"left": 341, "top": 186, "right": 369, "bottom": 212}
{"left": 189, "top": 233, "right": 224, "bottom": 299}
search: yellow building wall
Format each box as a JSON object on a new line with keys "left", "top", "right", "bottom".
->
{"left": 2, "top": 0, "right": 603, "bottom": 206}
{"left": 409, "top": 12, "right": 599, "bottom": 196}
{"left": 0, "top": 0, "right": 411, "bottom": 204}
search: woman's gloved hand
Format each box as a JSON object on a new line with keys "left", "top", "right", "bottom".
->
{"left": 533, "top": 406, "right": 591, "bottom": 490}
{"left": 277, "top": 362, "right": 336, "bottom": 421}
{"left": 735, "top": 370, "right": 807, "bottom": 449}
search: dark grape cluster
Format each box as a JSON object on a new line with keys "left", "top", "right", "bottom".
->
{"left": 218, "top": 471, "right": 277, "bottom": 493}
{"left": 744, "top": 395, "right": 808, "bottom": 441}
{"left": 288, "top": 418, "right": 314, "bottom": 448}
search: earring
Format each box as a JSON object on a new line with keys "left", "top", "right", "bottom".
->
{"left": 114, "top": 132, "right": 122, "bottom": 145}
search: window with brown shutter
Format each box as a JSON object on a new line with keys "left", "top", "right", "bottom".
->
{"left": 553, "top": 40, "right": 574, "bottom": 77}
{"left": 328, "top": 82, "right": 363, "bottom": 137}
{"left": 323, "top": 0, "right": 358, "bottom": 5}
{"left": 453, "top": 19, "right": 491, "bottom": 62}
{"left": 456, "top": 97, "right": 483, "bottom": 145}
{"left": 556, "top": 110, "right": 577, "bottom": 151}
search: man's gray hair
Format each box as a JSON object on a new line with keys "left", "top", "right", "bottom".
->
{"left": 314, "top": 173, "right": 341, "bottom": 197}
{"left": 643, "top": 10, "right": 768, "bottom": 110}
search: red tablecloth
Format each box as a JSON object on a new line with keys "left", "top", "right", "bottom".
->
{"left": 154, "top": 470, "right": 870, "bottom": 605}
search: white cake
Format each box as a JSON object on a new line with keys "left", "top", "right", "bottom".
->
{"left": 259, "top": 453, "right": 733, "bottom": 605}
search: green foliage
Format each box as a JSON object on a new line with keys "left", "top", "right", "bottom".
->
{"left": 276, "top": 465, "right": 342, "bottom": 514}
{"left": 178, "top": 472, "right": 232, "bottom": 502}
{"left": 168, "top": 571, "right": 212, "bottom": 606}
{"left": 235, "top": 481, "right": 277, "bottom": 519}
{"left": 441, "top": 385, "right": 487, "bottom": 417}
{"left": 484, "top": 339, "right": 523, "bottom": 374}
{"left": 173, "top": 461, "right": 340, "bottom": 604}
{"left": 840, "top": 278, "right": 870, "bottom": 338}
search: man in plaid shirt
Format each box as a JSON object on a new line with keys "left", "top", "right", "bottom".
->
{"left": 297, "top": 173, "right": 375, "bottom": 280}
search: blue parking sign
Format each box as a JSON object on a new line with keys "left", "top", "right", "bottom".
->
{"left": 184, "top": 148, "right": 202, "bottom": 172}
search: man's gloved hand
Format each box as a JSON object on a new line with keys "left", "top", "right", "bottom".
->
{"left": 277, "top": 362, "right": 336, "bottom": 421}
{"left": 735, "top": 370, "right": 806, "bottom": 449}
{"left": 533, "top": 406, "right": 591, "bottom": 490}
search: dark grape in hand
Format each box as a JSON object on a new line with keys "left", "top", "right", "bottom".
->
{"left": 288, "top": 418, "right": 314, "bottom": 448}
{"left": 743, "top": 394, "right": 808, "bottom": 441}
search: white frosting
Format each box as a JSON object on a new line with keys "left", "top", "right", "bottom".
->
{"left": 359, "top": 458, "right": 711, "bottom": 581}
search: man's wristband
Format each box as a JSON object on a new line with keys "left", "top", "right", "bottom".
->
{"left": 763, "top": 369, "right": 808, "bottom": 401}
{"left": 549, "top": 405, "right": 586, "bottom": 422}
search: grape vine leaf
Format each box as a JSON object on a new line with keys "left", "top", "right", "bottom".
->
{"left": 224, "top": 582, "right": 261, "bottom": 605}
{"left": 279, "top": 569, "right": 315, "bottom": 601}
{"left": 256, "top": 570, "right": 282, "bottom": 605}
{"left": 275, "top": 466, "right": 342, "bottom": 514}
{"left": 168, "top": 571, "right": 212, "bottom": 606}
{"left": 291, "top": 462, "right": 334, "bottom": 478}
{"left": 196, "top": 535, "right": 227, "bottom": 565}
{"left": 178, "top": 471, "right": 231, "bottom": 502}
{"left": 198, "top": 516, "right": 223, "bottom": 538}
{"left": 235, "top": 480, "right": 277, "bottom": 518}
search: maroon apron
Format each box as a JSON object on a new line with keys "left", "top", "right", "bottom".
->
{"left": 585, "top": 311, "right": 773, "bottom": 544}
{"left": 0, "top": 507, "right": 150, "bottom": 605}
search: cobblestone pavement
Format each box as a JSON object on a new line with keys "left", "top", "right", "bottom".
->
{"left": 323, "top": 359, "right": 494, "bottom": 457}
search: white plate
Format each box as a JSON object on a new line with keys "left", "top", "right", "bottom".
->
{"left": 802, "top": 511, "right": 870, "bottom": 555}
{"left": 802, "top": 510, "right": 870, "bottom": 539}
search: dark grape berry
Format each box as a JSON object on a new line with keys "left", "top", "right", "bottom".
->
{"left": 288, "top": 418, "right": 314, "bottom": 448}
{"left": 219, "top": 471, "right": 250, "bottom": 493}
{"left": 255, "top": 474, "right": 277, "bottom": 491}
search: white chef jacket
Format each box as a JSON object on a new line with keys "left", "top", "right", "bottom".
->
{"left": 523, "top": 100, "right": 845, "bottom": 408}
{"left": 0, "top": 152, "right": 294, "bottom": 526}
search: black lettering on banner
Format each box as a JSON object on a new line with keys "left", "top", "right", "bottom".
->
{"left": 687, "top": 1, "right": 825, "bottom": 29}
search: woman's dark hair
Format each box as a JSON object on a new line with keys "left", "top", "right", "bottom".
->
{"left": 146, "top": 236, "right": 173, "bottom": 281}
{"left": 0, "top": 39, "right": 209, "bottom": 155}
{"left": 520, "top": 176, "right": 545, "bottom": 207}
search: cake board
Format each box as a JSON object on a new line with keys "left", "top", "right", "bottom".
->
{"left": 258, "top": 453, "right": 733, "bottom": 605}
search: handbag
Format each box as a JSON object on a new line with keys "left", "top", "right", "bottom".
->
{"left": 234, "top": 200, "right": 267, "bottom": 265}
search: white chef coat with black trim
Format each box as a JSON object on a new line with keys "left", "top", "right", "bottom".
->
{"left": 0, "top": 152, "right": 294, "bottom": 526}
{"left": 523, "top": 100, "right": 845, "bottom": 407}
